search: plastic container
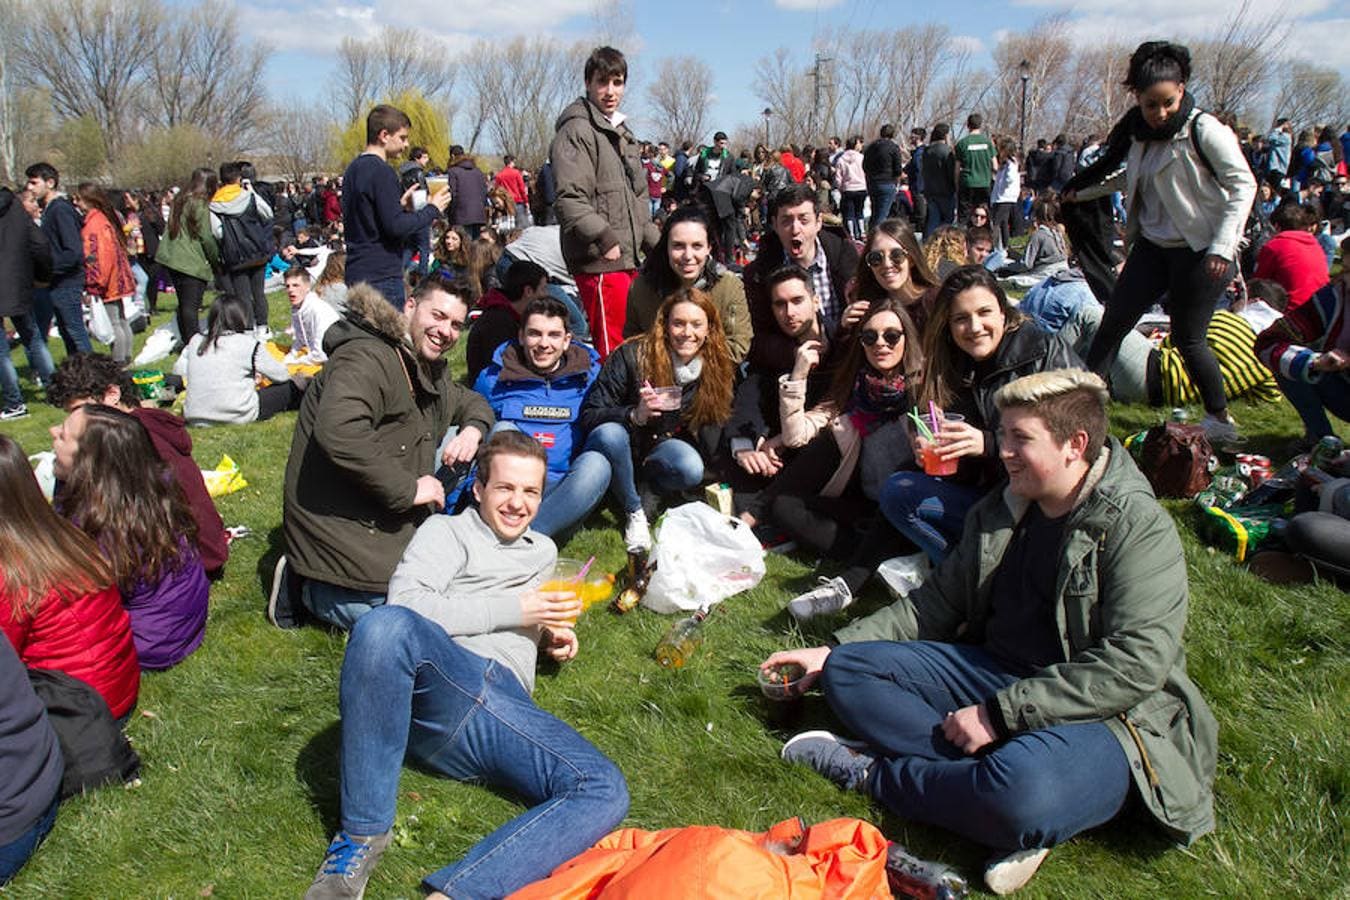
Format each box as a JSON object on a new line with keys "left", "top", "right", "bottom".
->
{"left": 654, "top": 611, "right": 705, "bottom": 668}
{"left": 757, "top": 662, "right": 807, "bottom": 701}
{"left": 649, "top": 385, "right": 682, "bottom": 411}
{"left": 911, "top": 412, "right": 964, "bottom": 477}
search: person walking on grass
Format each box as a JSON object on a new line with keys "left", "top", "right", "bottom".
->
{"left": 24, "top": 163, "right": 91, "bottom": 356}
{"left": 342, "top": 105, "right": 451, "bottom": 309}
{"left": 764, "top": 369, "right": 1218, "bottom": 896}
{"left": 550, "top": 46, "right": 659, "bottom": 360}
{"left": 303, "top": 430, "right": 627, "bottom": 900}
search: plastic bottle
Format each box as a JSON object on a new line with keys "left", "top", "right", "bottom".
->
{"left": 885, "top": 843, "right": 970, "bottom": 900}
{"left": 654, "top": 609, "right": 706, "bottom": 668}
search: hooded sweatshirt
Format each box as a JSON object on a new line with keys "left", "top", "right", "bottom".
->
{"left": 1253, "top": 229, "right": 1331, "bottom": 310}
{"left": 208, "top": 183, "right": 273, "bottom": 240}
{"left": 130, "top": 407, "right": 229, "bottom": 575}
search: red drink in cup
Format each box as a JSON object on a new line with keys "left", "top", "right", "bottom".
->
{"left": 913, "top": 412, "right": 964, "bottom": 477}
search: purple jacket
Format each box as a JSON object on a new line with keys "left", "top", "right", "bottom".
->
{"left": 123, "top": 548, "right": 209, "bottom": 670}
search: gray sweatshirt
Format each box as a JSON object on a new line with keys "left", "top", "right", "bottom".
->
{"left": 387, "top": 510, "right": 556, "bottom": 693}
{"left": 173, "top": 332, "right": 293, "bottom": 425}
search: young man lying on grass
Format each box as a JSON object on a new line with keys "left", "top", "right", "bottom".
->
{"left": 763, "top": 369, "right": 1218, "bottom": 895}
{"left": 304, "top": 430, "right": 628, "bottom": 900}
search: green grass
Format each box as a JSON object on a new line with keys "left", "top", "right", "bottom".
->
{"left": 2, "top": 293, "right": 1347, "bottom": 899}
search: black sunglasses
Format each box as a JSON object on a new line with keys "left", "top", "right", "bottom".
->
{"left": 865, "top": 248, "right": 908, "bottom": 269}
{"left": 860, "top": 327, "right": 905, "bottom": 347}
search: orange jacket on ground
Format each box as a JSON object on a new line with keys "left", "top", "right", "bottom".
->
{"left": 507, "top": 817, "right": 891, "bottom": 900}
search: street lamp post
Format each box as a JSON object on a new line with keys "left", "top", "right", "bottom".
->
{"left": 1018, "top": 60, "right": 1030, "bottom": 154}
{"left": 763, "top": 107, "right": 773, "bottom": 148}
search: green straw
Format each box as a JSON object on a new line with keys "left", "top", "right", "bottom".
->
{"left": 908, "top": 408, "right": 935, "bottom": 441}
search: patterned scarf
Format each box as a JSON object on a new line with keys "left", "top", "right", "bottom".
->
{"left": 846, "top": 368, "right": 908, "bottom": 436}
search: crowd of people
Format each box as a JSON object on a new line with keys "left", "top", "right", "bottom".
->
{"left": 1, "top": 37, "right": 1348, "bottom": 898}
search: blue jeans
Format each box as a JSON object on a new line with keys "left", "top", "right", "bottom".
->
{"left": 822, "top": 641, "right": 1131, "bottom": 853}
{"left": 339, "top": 606, "right": 629, "bottom": 898}
{"left": 924, "top": 193, "right": 957, "bottom": 233}
{"left": 49, "top": 281, "right": 92, "bottom": 356}
{"left": 0, "top": 792, "right": 59, "bottom": 886}
{"left": 1275, "top": 371, "right": 1350, "bottom": 439}
{"left": 868, "top": 182, "right": 897, "bottom": 229}
{"left": 1, "top": 314, "right": 56, "bottom": 408}
{"left": 358, "top": 275, "right": 407, "bottom": 311}
{"left": 584, "top": 422, "right": 704, "bottom": 513}
{"left": 301, "top": 579, "right": 385, "bottom": 631}
{"left": 879, "top": 470, "right": 984, "bottom": 563}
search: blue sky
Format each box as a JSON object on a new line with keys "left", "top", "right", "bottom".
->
{"left": 247, "top": 0, "right": 1350, "bottom": 147}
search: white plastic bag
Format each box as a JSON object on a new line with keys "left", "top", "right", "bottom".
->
{"left": 877, "top": 552, "right": 931, "bottom": 601}
{"left": 87, "top": 298, "right": 115, "bottom": 345}
{"left": 642, "top": 501, "right": 766, "bottom": 614}
{"left": 28, "top": 452, "right": 56, "bottom": 501}
{"left": 133, "top": 325, "right": 180, "bottom": 366}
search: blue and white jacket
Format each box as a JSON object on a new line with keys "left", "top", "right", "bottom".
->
{"left": 473, "top": 341, "right": 601, "bottom": 487}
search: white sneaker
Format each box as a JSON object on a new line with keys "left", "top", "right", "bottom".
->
{"left": 984, "top": 847, "right": 1050, "bottom": 895}
{"left": 787, "top": 576, "right": 853, "bottom": 622}
{"left": 624, "top": 509, "right": 651, "bottom": 551}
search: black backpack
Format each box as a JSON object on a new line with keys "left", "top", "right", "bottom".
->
{"left": 27, "top": 668, "right": 141, "bottom": 798}
{"left": 218, "top": 194, "right": 273, "bottom": 272}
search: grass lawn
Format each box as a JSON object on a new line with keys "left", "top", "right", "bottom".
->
{"left": 2, "top": 291, "right": 1347, "bottom": 899}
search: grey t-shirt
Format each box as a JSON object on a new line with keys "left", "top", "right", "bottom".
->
{"left": 0, "top": 636, "right": 63, "bottom": 845}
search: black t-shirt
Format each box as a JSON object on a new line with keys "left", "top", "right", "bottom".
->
{"left": 982, "top": 504, "right": 1069, "bottom": 676}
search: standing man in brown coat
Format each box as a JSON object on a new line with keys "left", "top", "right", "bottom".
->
{"left": 550, "top": 46, "right": 659, "bottom": 360}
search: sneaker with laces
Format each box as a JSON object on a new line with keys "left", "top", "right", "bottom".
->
{"left": 0, "top": 404, "right": 29, "bottom": 421}
{"left": 781, "top": 730, "right": 874, "bottom": 792}
{"left": 266, "top": 555, "right": 303, "bottom": 629}
{"left": 624, "top": 508, "right": 652, "bottom": 551}
{"left": 304, "top": 830, "right": 391, "bottom": 900}
{"left": 787, "top": 576, "right": 852, "bottom": 622}
{"left": 983, "top": 847, "right": 1049, "bottom": 895}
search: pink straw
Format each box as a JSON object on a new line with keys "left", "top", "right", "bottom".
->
{"left": 928, "top": 400, "right": 941, "bottom": 435}
{"left": 574, "top": 555, "right": 596, "bottom": 581}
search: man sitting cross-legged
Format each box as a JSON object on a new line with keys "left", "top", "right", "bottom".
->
{"left": 305, "top": 430, "right": 628, "bottom": 900}
{"left": 762, "top": 369, "right": 1217, "bottom": 895}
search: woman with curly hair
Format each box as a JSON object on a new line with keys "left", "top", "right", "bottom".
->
{"left": 922, "top": 224, "right": 969, "bottom": 281}
{"left": 50, "top": 405, "right": 209, "bottom": 670}
{"left": 0, "top": 433, "right": 139, "bottom": 718}
{"left": 579, "top": 288, "right": 736, "bottom": 549}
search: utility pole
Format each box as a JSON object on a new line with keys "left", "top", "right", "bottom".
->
{"left": 809, "top": 52, "right": 832, "bottom": 142}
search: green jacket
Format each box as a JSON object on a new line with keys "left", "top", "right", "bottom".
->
{"left": 835, "top": 439, "right": 1218, "bottom": 845}
{"left": 155, "top": 197, "right": 220, "bottom": 282}
{"left": 283, "top": 285, "right": 494, "bottom": 592}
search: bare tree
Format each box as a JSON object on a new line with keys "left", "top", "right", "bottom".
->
{"left": 463, "top": 36, "right": 585, "bottom": 166}
{"left": 1189, "top": 0, "right": 1288, "bottom": 120}
{"left": 0, "top": 0, "right": 21, "bottom": 182}
{"left": 144, "top": 0, "right": 270, "bottom": 144}
{"left": 333, "top": 27, "right": 457, "bottom": 127}
{"left": 753, "top": 48, "right": 813, "bottom": 146}
{"left": 816, "top": 28, "right": 890, "bottom": 140}
{"left": 890, "top": 24, "right": 974, "bottom": 135}
{"left": 17, "top": 0, "right": 161, "bottom": 157}
{"left": 646, "top": 56, "right": 713, "bottom": 146}
{"left": 989, "top": 16, "right": 1074, "bottom": 143}
{"left": 1060, "top": 43, "right": 1133, "bottom": 140}
{"left": 1271, "top": 62, "right": 1347, "bottom": 134}
{"left": 264, "top": 102, "right": 337, "bottom": 184}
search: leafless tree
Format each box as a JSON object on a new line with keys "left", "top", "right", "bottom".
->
{"left": 463, "top": 37, "right": 585, "bottom": 166}
{"left": 264, "top": 101, "right": 337, "bottom": 184}
{"left": 333, "top": 27, "right": 457, "bottom": 127}
{"left": 0, "top": 0, "right": 21, "bottom": 182}
{"left": 1189, "top": 0, "right": 1288, "bottom": 120}
{"left": 1271, "top": 62, "right": 1347, "bottom": 135}
{"left": 889, "top": 24, "right": 976, "bottom": 135}
{"left": 17, "top": 0, "right": 161, "bottom": 157}
{"left": 1059, "top": 44, "right": 1133, "bottom": 140}
{"left": 753, "top": 48, "right": 813, "bottom": 146}
{"left": 989, "top": 16, "right": 1074, "bottom": 143}
{"left": 646, "top": 56, "right": 713, "bottom": 146}
{"left": 816, "top": 28, "right": 890, "bottom": 140}
{"left": 144, "top": 0, "right": 270, "bottom": 145}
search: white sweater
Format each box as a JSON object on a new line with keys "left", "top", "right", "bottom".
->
{"left": 173, "top": 332, "right": 293, "bottom": 425}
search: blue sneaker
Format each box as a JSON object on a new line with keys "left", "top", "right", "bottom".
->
{"left": 304, "top": 830, "right": 391, "bottom": 899}
{"left": 781, "top": 730, "right": 874, "bottom": 792}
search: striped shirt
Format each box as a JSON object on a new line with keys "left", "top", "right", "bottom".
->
{"left": 1158, "top": 310, "right": 1281, "bottom": 406}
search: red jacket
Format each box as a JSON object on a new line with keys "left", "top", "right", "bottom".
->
{"left": 322, "top": 187, "right": 342, "bottom": 225}
{"left": 495, "top": 166, "right": 529, "bottom": 205}
{"left": 1253, "top": 229, "right": 1329, "bottom": 310}
{"left": 2, "top": 584, "right": 140, "bottom": 718}
{"left": 81, "top": 208, "right": 137, "bottom": 300}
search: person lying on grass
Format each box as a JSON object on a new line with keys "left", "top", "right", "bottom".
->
{"left": 762, "top": 369, "right": 1218, "bottom": 896}
{"left": 304, "top": 429, "right": 627, "bottom": 900}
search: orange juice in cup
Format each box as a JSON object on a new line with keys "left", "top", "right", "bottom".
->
{"left": 540, "top": 558, "right": 585, "bottom": 626}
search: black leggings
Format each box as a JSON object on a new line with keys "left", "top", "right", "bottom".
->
{"left": 765, "top": 431, "right": 911, "bottom": 594}
{"left": 225, "top": 266, "right": 268, "bottom": 329}
{"left": 992, "top": 202, "right": 1015, "bottom": 249}
{"left": 169, "top": 269, "right": 208, "bottom": 345}
{"left": 257, "top": 381, "right": 302, "bottom": 421}
{"left": 1085, "top": 238, "right": 1232, "bottom": 415}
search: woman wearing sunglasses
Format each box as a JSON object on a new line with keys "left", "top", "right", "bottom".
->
{"left": 851, "top": 219, "right": 941, "bottom": 337}
{"left": 878, "top": 266, "right": 1080, "bottom": 564}
{"left": 761, "top": 298, "right": 925, "bottom": 621}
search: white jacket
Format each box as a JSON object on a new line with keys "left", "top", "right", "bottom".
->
{"left": 1076, "top": 110, "right": 1256, "bottom": 262}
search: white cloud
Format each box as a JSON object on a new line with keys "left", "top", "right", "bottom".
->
{"left": 950, "top": 34, "right": 986, "bottom": 55}
{"left": 1284, "top": 18, "right": 1350, "bottom": 73}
